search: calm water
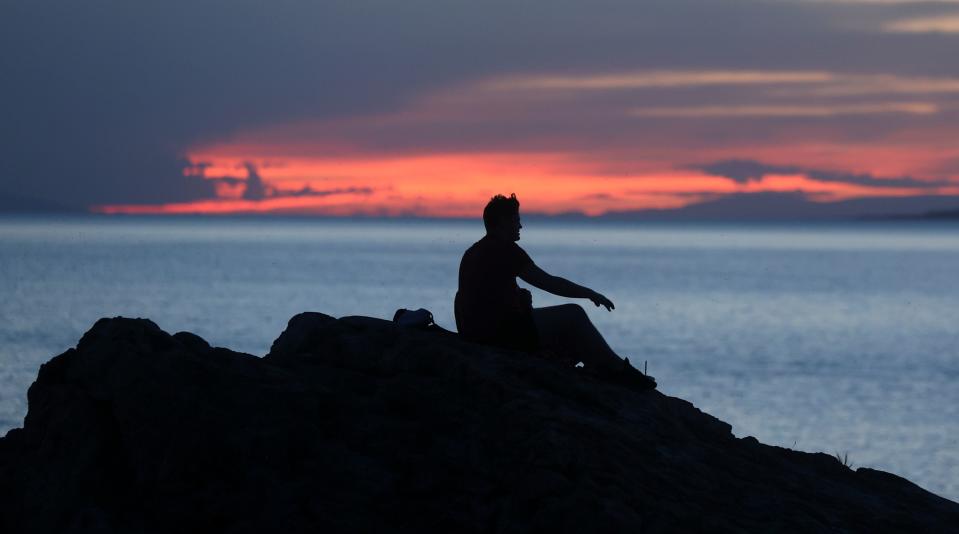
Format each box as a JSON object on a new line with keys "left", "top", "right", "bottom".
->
{"left": 1, "top": 215, "right": 957, "bottom": 500}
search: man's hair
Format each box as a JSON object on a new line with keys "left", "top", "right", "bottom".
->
{"left": 483, "top": 193, "right": 520, "bottom": 232}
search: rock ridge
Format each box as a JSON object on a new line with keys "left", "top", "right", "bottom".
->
{"left": 0, "top": 313, "right": 956, "bottom": 533}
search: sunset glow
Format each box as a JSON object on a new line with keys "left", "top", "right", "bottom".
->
{"left": 93, "top": 152, "right": 958, "bottom": 217}
{"left": 93, "top": 67, "right": 959, "bottom": 217}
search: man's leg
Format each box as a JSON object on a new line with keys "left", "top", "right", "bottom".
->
{"left": 531, "top": 303, "right": 624, "bottom": 371}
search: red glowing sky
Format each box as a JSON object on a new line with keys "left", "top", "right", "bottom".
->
{"left": 7, "top": 2, "right": 959, "bottom": 216}
{"left": 96, "top": 67, "right": 959, "bottom": 217}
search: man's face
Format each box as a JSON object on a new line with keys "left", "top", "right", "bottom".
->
{"left": 489, "top": 214, "right": 523, "bottom": 241}
{"left": 490, "top": 211, "right": 522, "bottom": 241}
{"left": 509, "top": 213, "right": 522, "bottom": 241}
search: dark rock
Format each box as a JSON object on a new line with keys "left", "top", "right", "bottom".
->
{"left": 267, "top": 311, "right": 337, "bottom": 360}
{"left": 173, "top": 331, "right": 211, "bottom": 354}
{"left": 1, "top": 313, "right": 956, "bottom": 533}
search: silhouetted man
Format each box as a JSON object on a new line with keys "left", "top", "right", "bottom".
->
{"left": 455, "top": 194, "right": 656, "bottom": 390}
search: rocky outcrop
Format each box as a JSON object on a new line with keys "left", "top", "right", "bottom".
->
{"left": 0, "top": 313, "right": 956, "bottom": 533}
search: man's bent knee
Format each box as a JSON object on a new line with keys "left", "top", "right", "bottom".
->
{"left": 559, "top": 303, "right": 587, "bottom": 318}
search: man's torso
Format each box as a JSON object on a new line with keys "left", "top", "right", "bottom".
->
{"left": 455, "top": 235, "right": 537, "bottom": 350}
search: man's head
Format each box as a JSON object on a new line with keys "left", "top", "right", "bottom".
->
{"left": 483, "top": 193, "right": 522, "bottom": 241}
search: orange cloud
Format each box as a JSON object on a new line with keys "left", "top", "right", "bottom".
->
{"left": 485, "top": 70, "right": 835, "bottom": 91}
{"left": 93, "top": 149, "right": 957, "bottom": 216}
{"left": 94, "top": 68, "right": 959, "bottom": 216}
{"left": 97, "top": 153, "right": 717, "bottom": 216}
{"left": 629, "top": 103, "right": 938, "bottom": 118}
{"left": 885, "top": 14, "right": 959, "bottom": 34}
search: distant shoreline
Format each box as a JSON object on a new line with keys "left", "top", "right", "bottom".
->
{"left": 0, "top": 210, "right": 959, "bottom": 226}
{"left": 2, "top": 211, "right": 959, "bottom": 225}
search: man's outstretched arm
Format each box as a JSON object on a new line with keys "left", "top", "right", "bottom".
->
{"left": 519, "top": 263, "right": 615, "bottom": 311}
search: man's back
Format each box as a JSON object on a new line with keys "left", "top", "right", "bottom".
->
{"left": 455, "top": 235, "right": 538, "bottom": 351}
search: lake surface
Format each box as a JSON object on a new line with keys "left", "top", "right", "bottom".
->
{"left": 1, "top": 215, "right": 957, "bottom": 500}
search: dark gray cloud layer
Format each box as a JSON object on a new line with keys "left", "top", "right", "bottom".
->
{"left": 1, "top": 0, "right": 957, "bottom": 208}
{"left": 696, "top": 159, "right": 951, "bottom": 188}
{"left": 604, "top": 192, "right": 959, "bottom": 221}
{"left": 208, "top": 163, "right": 373, "bottom": 201}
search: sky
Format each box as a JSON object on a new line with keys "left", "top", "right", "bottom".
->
{"left": 2, "top": 0, "right": 959, "bottom": 218}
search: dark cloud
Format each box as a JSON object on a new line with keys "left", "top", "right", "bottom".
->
{"left": 696, "top": 159, "right": 951, "bottom": 188}
{"left": 280, "top": 186, "right": 374, "bottom": 198}
{"left": 207, "top": 163, "right": 372, "bottom": 201}
{"left": 241, "top": 163, "right": 269, "bottom": 201}
{"left": 604, "top": 191, "right": 959, "bottom": 221}
{"left": 582, "top": 193, "right": 615, "bottom": 200}
{"left": 2, "top": 1, "right": 958, "bottom": 209}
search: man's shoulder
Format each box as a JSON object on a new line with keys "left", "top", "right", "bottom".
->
{"left": 465, "top": 235, "right": 493, "bottom": 254}
{"left": 461, "top": 237, "right": 484, "bottom": 258}
{"left": 464, "top": 235, "right": 524, "bottom": 257}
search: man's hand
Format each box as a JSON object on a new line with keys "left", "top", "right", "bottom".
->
{"left": 589, "top": 291, "right": 615, "bottom": 311}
